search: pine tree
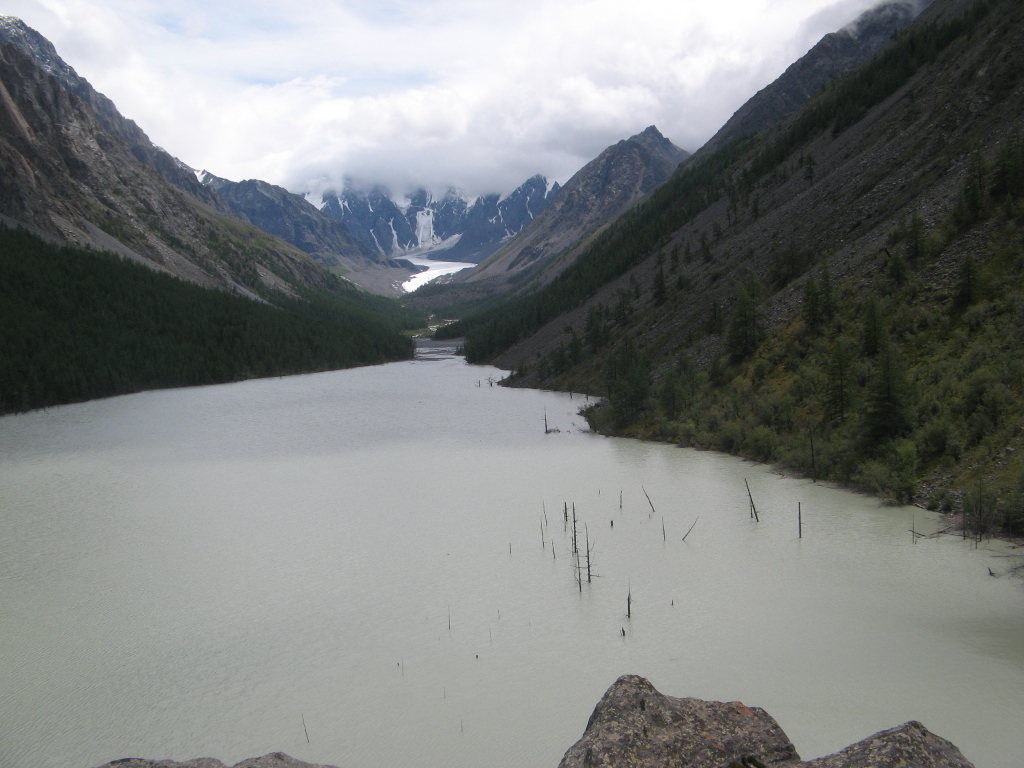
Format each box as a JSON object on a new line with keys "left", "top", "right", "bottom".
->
{"left": 862, "top": 294, "right": 884, "bottom": 357}
{"left": 864, "top": 340, "right": 911, "bottom": 442}
{"left": 955, "top": 253, "right": 980, "bottom": 308}
{"left": 653, "top": 265, "right": 667, "bottom": 306}
{"left": 820, "top": 264, "right": 834, "bottom": 323}
{"left": 826, "top": 338, "right": 854, "bottom": 423}
{"left": 727, "top": 284, "right": 764, "bottom": 360}
{"left": 607, "top": 338, "right": 651, "bottom": 426}
{"left": 803, "top": 274, "right": 821, "bottom": 329}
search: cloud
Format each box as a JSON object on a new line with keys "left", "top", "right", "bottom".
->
{"left": 8, "top": 0, "right": 880, "bottom": 198}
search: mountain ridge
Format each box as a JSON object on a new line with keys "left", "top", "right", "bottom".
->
{"left": 319, "top": 173, "right": 561, "bottom": 265}
{"left": 446, "top": 0, "right": 1024, "bottom": 525}
{"left": 690, "top": 0, "right": 933, "bottom": 162}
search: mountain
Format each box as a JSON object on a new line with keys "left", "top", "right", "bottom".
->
{"left": 0, "top": 17, "right": 421, "bottom": 412}
{"left": 411, "top": 3, "right": 925, "bottom": 307}
{"left": 0, "top": 17, "right": 409, "bottom": 296}
{"left": 0, "top": 16, "right": 226, "bottom": 213}
{"left": 443, "top": 0, "right": 1024, "bottom": 525}
{"left": 319, "top": 174, "right": 561, "bottom": 264}
{"left": 691, "top": 0, "right": 932, "bottom": 161}
{"left": 462, "top": 126, "right": 687, "bottom": 287}
{"left": 197, "top": 172, "right": 375, "bottom": 269}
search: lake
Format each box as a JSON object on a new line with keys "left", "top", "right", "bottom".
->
{"left": 1, "top": 347, "right": 1021, "bottom": 768}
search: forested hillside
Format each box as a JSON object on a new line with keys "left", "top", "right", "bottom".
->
{"left": 0, "top": 225, "right": 419, "bottom": 414}
{"left": 442, "top": 0, "right": 1024, "bottom": 532}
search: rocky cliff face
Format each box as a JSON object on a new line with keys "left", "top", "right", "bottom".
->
{"left": 691, "top": 0, "right": 931, "bottom": 162}
{"left": 319, "top": 174, "right": 560, "bottom": 264}
{"left": 0, "top": 16, "right": 226, "bottom": 212}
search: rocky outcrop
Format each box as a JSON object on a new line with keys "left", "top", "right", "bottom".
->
{"left": 558, "top": 675, "right": 800, "bottom": 768}
{"left": 90, "top": 677, "right": 975, "bottom": 768}
{"left": 559, "top": 676, "right": 974, "bottom": 768}
{"left": 95, "top": 753, "right": 337, "bottom": 768}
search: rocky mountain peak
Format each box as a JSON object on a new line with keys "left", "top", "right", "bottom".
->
{"left": 628, "top": 125, "right": 681, "bottom": 158}
{"left": 0, "top": 16, "right": 78, "bottom": 88}
{"left": 439, "top": 126, "right": 688, "bottom": 295}
{"left": 318, "top": 173, "right": 560, "bottom": 264}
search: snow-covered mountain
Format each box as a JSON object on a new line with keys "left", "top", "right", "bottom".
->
{"left": 320, "top": 175, "right": 561, "bottom": 264}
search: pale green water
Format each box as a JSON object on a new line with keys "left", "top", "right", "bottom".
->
{"left": 0, "top": 351, "right": 1021, "bottom": 768}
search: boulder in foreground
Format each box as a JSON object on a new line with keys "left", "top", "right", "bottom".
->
{"left": 558, "top": 675, "right": 974, "bottom": 768}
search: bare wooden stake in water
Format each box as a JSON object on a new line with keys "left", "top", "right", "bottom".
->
{"left": 662, "top": 516, "right": 666, "bottom": 541}
{"left": 543, "top": 501, "right": 548, "bottom": 526}
{"left": 745, "top": 479, "right": 759, "bottom": 522}
{"left": 798, "top": 503, "right": 802, "bottom": 539}
{"left": 585, "top": 524, "right": 593, "bottom": 583}
{"left": 682, "top": 516, "right": 699, "bottom": 542}
{"left": 448, "top": 605, "right": 451, "bottom": 632}
{"left": 627, "top": 582, "right": 632, "bottom": 618}
{"left": 541, "top": 518, "right": 545, "bottom": 548}
{"left": 620, "top": 488, "right": 623, "bottom": 510}
{"left": 302, "top": 715, "right": 310, "bottom": 744}
{"left": 544, "top": 409, "right": 548, "bottom": 433}
{"left": 574, "top": 538, "right": 582, "bottom": 592}
{"left": 642, "top": 486, "right": 656, "bottom": 517}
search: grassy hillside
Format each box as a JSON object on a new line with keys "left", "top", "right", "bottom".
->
{"left": 442, "top": 0, "right": 1024, "bottom": 533}
{"left": 0, "top": 225, "right": 421, "bottom": 414}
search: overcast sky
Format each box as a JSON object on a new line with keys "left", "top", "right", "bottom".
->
{"left": 6, "top": 0, "right": 882, "bottom": 199}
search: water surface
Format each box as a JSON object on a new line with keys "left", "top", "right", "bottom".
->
{"left": 1, "top": 352, "right": 1021, "bottom": 768}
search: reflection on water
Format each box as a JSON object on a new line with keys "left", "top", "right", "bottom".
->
{"left": 0, "top": 355, "right": 1021, "bottom": 768}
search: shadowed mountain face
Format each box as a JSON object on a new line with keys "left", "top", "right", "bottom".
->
{"left": 690, "top": 0, "right": 932, "bottom": 162}
{"left": 319, "top": 174, "right": 561, "bottom": 264}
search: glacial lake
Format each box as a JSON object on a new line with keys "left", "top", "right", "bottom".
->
{"left": 1, "top": 346, "right": 1022, "bottom": 768}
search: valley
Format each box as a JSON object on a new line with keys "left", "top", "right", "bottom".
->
{"left": 1, "top": 0, "right": 1023, "bottom": 766}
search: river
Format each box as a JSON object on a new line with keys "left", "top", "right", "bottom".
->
{"left": 0, "top": 347, "right": 1021, "bottom": 768}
